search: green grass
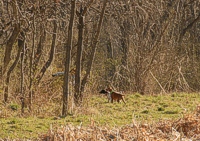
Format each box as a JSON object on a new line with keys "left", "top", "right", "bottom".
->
{"left": 0, "top": 92, "right": 200, "bottom": 139}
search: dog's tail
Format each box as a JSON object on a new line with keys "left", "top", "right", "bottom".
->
{"left": 116, "top": 92, "right": 125, "bottom": 96}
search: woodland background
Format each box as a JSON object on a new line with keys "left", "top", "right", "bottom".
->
{"left": 0, "top": 0, "right": 200, "bottom": 115}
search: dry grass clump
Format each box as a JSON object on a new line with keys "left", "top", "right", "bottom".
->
{"left": 41, "top": 105, "right": 200, "bottom": 141}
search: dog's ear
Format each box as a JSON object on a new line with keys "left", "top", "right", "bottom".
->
{"left": 107, "top": 85, "right": 115, "bottom": 91}
{"left": 106, "top": 85, "right": 111, "bottom": 90}
{"left": 99, "top": 90, "right": 106, "bottom": 94}
{"left": 106, "top": 86, "right": 112, "bottom": 92}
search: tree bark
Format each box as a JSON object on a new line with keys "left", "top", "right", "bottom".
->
{"left": 3, "top": 32, "right": 24, "bottom": 102}
{"left": 119, "top": 19, "right": 130, "bottom": 90}
{"left": 106, "top": 34, "right": 115, "bottom": 79}
{"left": 74, "top": 1, "right": 93, "bottom": 105}
{"left": 3, "top": 0, "right": 20, "bottom": 74}
{"left": 62, "top": 0, "right": 76, "bottom": 116}
{"left": 36, "top": 20, "right": 57, "bottom": 84}
{"left": 34, "top": 23, "right": 46, "bottom": 71}
{"left": 28, "top": 14, "right": 35, "bottom": 112}
{"left": 81, "top": 0, "right": 108, "bottom": 93}
{"left": 74, "top": 6, "right": 84, "bottom": 105}
{"left": 20, "top": 31, "right": 26, "bottom": 114}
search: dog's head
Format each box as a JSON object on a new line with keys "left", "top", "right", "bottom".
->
{"left": 106, "top": 87, "right": 112, "bottom": 92}
{"left": 99, "top": 89, "right": 109, "bottom": 94}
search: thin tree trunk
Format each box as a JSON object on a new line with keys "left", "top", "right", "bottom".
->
{"left": 28, "top": 14, "right": 35, "bottom": 112}
{"left": 62, "top": 0, "right": 76, "bottom": 116}
{"left": 106, "top": 33, "right": 115, "bottom": 85}
{"left": 119, "top": 20, "right": 130, "bottom": 90}
{"left": 36, "top": 20, "right": 57, "bottom": 84}
{"left": 3, "top": 32, "right": 23, "bottom": 102}
{"left": 134, "top": 51, "right": 144, "bottom": 95}
{"left": 74, "top": 6, "right": 84, "bottom": 105}
{"left": 3, "top": 0, "right": 21, "bottom": 102}
{"left": 3, "top": 0, "right": 20, "bottom": 74}
{"left": 120, "top": 21, "right": 129, "bottom": 67}
{"left": 81, "top": 0, "right": 108, "bottom": 94}
{"left": 20, "top": 32, "right": 26, "bottom": 114}
{"left": 34, "top": 24, "right": 46, "bottom": 71}
{"left": 74, "top": 1, "right": 93, "bottom": 105}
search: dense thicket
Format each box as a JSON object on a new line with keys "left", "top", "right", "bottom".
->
{"left": 0, "top": 0, "right": 200, "bottom": 114}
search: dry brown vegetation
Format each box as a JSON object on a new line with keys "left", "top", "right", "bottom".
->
{"left": 41, "top": 107, "right": 200, "bottom": 141}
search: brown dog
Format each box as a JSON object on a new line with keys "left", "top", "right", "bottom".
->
{"left": 105, "top": 87, "right": 126, "bottom": 104}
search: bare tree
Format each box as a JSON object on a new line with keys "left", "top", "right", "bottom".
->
{"left": 62, "top": 0, "right": 76, "bottom": 116}
{"left": 3, "top": 0, "right": 20, "bottom": 75}
{"left": 3, "top": 0, "right": 21, "bottom": 102}
{"left": 81, "top": 0, "right": 108, "bottom": 95}
{"left": 20, "top": 31, "right": 26, "bottom": 114}
{"left": 3, "top": 34, "right": 23, "bottom": 102}
{"left": 36, "top": 18, "right": 57, "bottom": 83}
{"left": 74, "top": 1, "right": 93, "bottom": 105}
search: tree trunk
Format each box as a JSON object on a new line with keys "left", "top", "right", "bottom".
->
{"left": 36, "top": 19, "right": 57, "bottom": 84}
{"left": 34, "top": 23, "right": 46, "bottom": 71}
{"left": 106, "top": 33, "right": 115, "bottom": 85}
{"left": 62, "top": 0, "right": 76, "bottom": 116}
{"left": 19, "top": 32, "right": 26, "bottom": 114}
{"left": 107, "top": 34, "right": 114, "bottom": 69}
{"left": 134, "top": 49, "right": 144, "bottom": 95}
{"left": 28, "top": 14, "right": 35, "bottom": 112}
{"left": 81, "top": 0, "right": 108, "bottom": 93}
{"left": 74, "top": 6, "right": 84, "bottom": 105}
{"left": 3, "top": 0, "right": 21, "bottom": 102}
{"left": 4, "top": 32, "right": 23, "bottom": 102}
{"left": 3, "top": 0, "right": 20, "bottom": 74}
{"left": 119, "top": 20, "right": 130, "bottom": 91}
{"left": 74, "top": 1, "right": 93, "bottom": 105}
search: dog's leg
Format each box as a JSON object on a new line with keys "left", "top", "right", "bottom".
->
{"left": 107, "top": 94, "right": 110, "bottom": 102}
{"left": 108, "top": 92, "right": 112, "bottom": 103}
{"left": 111, "top": 96, "right": 114, "bottom": 103}
{"left": 106, "top": 94, "right": 109, "bottom": 102}
{"left": 122, "top": 97, "right": 126, "bottom": 104}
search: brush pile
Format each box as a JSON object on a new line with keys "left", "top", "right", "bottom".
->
{"left": 41, "top": 105, "right": 200, "bottom": 141}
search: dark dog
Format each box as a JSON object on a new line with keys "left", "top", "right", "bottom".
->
{"left": 99, "top": 88, "right": 126, "bottom": 104}
{"left": 99, "top": 89, "right": 111, "bottom": 102}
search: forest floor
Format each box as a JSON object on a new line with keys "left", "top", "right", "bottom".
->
{"left": 0, "top": 92, "right": 200, "bottom": 140}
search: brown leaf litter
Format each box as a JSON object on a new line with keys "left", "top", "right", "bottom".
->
{"left": 40, "top": 105, "right": 200, "bottom": 141}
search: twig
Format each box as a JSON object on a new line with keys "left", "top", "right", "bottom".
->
{"left": 150, "top": 71, "right": 167, "bottom": 94}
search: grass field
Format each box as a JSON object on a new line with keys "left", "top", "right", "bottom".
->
{"left": 0, "top": 92, "right": 200, "bottom": 139}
